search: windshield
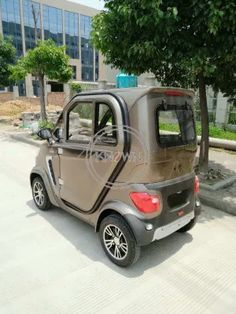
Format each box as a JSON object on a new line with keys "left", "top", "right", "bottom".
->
{"left": 156, "top": 103, "right": 196, "bottom": 148}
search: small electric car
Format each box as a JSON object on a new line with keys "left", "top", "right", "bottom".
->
{"left": 31, "top": 87, "right": 201, "bottom": 267}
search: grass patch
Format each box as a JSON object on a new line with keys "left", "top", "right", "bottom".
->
{"left": 160, "top": 123, "right": 236, "bottom": 141}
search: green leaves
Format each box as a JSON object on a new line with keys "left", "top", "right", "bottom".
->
{"left": 0, "top": 36, "right": 16, "bottom": 87}
{"left": 92, "top": 0, "right": 236, "bottom": 98}
{"left": 10, "top": 58, "right": 28, "bottom": 82}
{"left": 11, "top": 40, "right": 72, "bottom": 83}
{"left": 172, "top": 7, "right": 178, "bottom": 16}
{"left": 70, "top": 82, "right": 82, "bottom": 92}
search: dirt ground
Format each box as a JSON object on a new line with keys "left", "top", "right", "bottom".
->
{"left": 0, "top": 100, "right": 62, "bottom": 119}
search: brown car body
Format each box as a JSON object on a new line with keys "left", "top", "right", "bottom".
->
{"left": 31, "top": 87, "right": 201, "bottom": 266}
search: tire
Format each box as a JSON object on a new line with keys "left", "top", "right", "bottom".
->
{"left": 177, "top": 217, "right": 197, "bottom": 233}
{"left": 32, "top": 177, "right": 52, "bottom": 211}
{"left": 99, "top": 214, "right": 140, "bottom": 267}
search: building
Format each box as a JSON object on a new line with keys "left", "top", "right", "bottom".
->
{"left": 0, "top": 0, "right": 109, "bottom": 96}
{"left": 1, "top": 0, "right": 232, "bottom": 125}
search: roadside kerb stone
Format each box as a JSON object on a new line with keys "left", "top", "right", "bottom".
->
{"left": 200, "top": 176, "right": 236, "bottom": 191}
{"left": 199, "top": 188, "right": 236, "bottom": 216}
{"left": 197, "top": 136, "right": 236, "bottom": 151}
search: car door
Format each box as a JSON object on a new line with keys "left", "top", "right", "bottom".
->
{"left": 57, "top": 94, "right": 125, "bottom": 212}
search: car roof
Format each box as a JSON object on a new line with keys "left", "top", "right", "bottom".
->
{"left": 79, "top": 87, "right": 194, "bottom": 109}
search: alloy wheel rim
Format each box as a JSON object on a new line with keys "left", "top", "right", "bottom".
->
{"left": 33, "top": 181, "right": 45, "bottom": 207}
{"left": 103, "top": 224, "right": 128, "bottom": 260}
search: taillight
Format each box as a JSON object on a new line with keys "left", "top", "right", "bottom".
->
{"left": 194, "top": 176, "right": 200, "bottom": 194}
{"left": 129, "top": 192, "right": 161, "bottom": 213}
{"left": 164, "top": 90, "right": 185, "bottom": 96}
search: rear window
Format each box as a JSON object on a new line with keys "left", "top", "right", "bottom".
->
{"left": 157, "top": 103, "right": 196, "bottom": 148}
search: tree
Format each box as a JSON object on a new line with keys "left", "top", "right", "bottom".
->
{"left": 31, "top": 1, "right": 41, "bottom": 44}
{"left": 92, "top": 0, "right": 236, "bottom": 172}
{"left": 11, "top": 40, "right": 72, "bottom": 120}
{"left": 0, "top": 36, "right": 16, "bottom": 87}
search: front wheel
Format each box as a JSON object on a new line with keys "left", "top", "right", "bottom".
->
{"left": 32, "top": 177, "right": 52, "bottom": 211}
{"left": 99, "top": 214, "right": 140, "bottom": 267}
{"left": 177, "top": 217, "right": 197, "bottom": 233}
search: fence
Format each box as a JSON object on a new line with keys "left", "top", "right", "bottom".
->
{"left": 194, "top": 109, "right": 216, "bottom": 124}
{"left": 195, "top": 108, "right": 236, "bottom": 126}
{"left": 228, "top": 110, "right": 236, "bottom": 125}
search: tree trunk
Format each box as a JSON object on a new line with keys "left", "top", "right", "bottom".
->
{"left": 198, "top": 73, "right": 209, "bottom": 173}
{"left": 39, "top": 75, "right": 47, "bottom": 121}
{"left": 31, "top": 3, "right": 39, "bottom": 43}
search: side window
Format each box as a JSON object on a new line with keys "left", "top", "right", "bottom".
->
{"left": 67, "top": 102, "right": 93, "bottom": 142}
{"left": 95, "top": 103, "right": 117, "bottom": 145}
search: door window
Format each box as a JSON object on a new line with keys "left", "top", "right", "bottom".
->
{"left": 95, "top": 103, "right": 117, "bottom": 145}
{"left": 67, "top": 102, "right": 93, "bottom": 142}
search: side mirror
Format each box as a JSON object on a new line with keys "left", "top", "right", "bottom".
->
{"left": 37, "top": 128, "right": 52, "bottom": 140}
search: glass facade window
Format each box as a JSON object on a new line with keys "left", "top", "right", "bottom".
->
{"left": 80, "top": 15, "right": 94, "bottom": 81}
{"left": 1, "top": 0, "right": 23, "bottom": 56}
{"left": 32, "top": 79, "right": 39, "bottom": 96}
{"left": 65, "top": 11, "right": 79, "bottom": 59}
{"left": 0, "top": 1, "right": 100, "bottom": 86}
{"left": 43, "top": 5, "right": 63, "bottom": 46}
{"left": 23, "top": 0, "right": 41, "bottom": 50}
{"left": 95, "top": 51, "right": 99, "bottom": 81}
{"left": 71, "top": 66, "right": 77, "bottom": 80}
{"left": 9, "top": 80, "right": 26, "bottom": 96}
{"left": 18, "top": 80, "right": 26, "bottom": 96}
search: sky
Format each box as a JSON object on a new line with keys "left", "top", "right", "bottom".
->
{"left": 71, "top": 0, "right": 105, "bottom": 10}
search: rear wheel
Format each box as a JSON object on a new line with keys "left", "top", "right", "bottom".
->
{"left": 32, "top": 177, "right": 52, "bottom": 211}
{"left": 99, "top": 214, "right": 140, "bottom": 267}
{"left": 177, "top": 217, "right": 197, "bottom": 233}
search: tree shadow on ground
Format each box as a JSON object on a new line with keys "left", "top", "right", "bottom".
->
{"left": 26, "top": 200, "right": 193, "bottom": 278}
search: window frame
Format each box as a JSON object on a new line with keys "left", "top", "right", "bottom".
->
{"left": 65, "top": 101, "right": 118, "bottom": 146}
{"left": 156, "top": 103, "right": 196, "bottom": 149}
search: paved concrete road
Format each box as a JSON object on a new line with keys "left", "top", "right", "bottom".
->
{"left": 0, "top": 135, "right": 236, "bottom": 314}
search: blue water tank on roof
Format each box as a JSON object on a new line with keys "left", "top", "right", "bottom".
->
{"left": 116, "top": 71, "right": 138, "bottom": 88}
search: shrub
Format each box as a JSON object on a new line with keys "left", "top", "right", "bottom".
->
{"left": 70, "top": 82, "right": 82, "bottom": 93}
{"left": 39, "top": 119, "right": 55, "bottom": 130}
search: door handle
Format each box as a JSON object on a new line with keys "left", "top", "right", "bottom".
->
{"left": 58, "top": 148, "right": 63, "bottom": 155}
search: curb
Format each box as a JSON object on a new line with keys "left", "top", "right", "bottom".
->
{"left": 8, "top": 132, "right": 43, "bottom": 148}
{"left": 197, "top": 136, "right": 236, "bottom": 151}
{"left": 200, "top": 176, "right": 236, "bottom": 191}
{"left": 199, "top": 189, "right": 236, "bottom": 216}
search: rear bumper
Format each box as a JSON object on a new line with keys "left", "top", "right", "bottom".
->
{"left": 153, "top": 211, "right": 194, "bottom": 241}
{"left": 125, "top": 197, "right": 201, "bottom": 246}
